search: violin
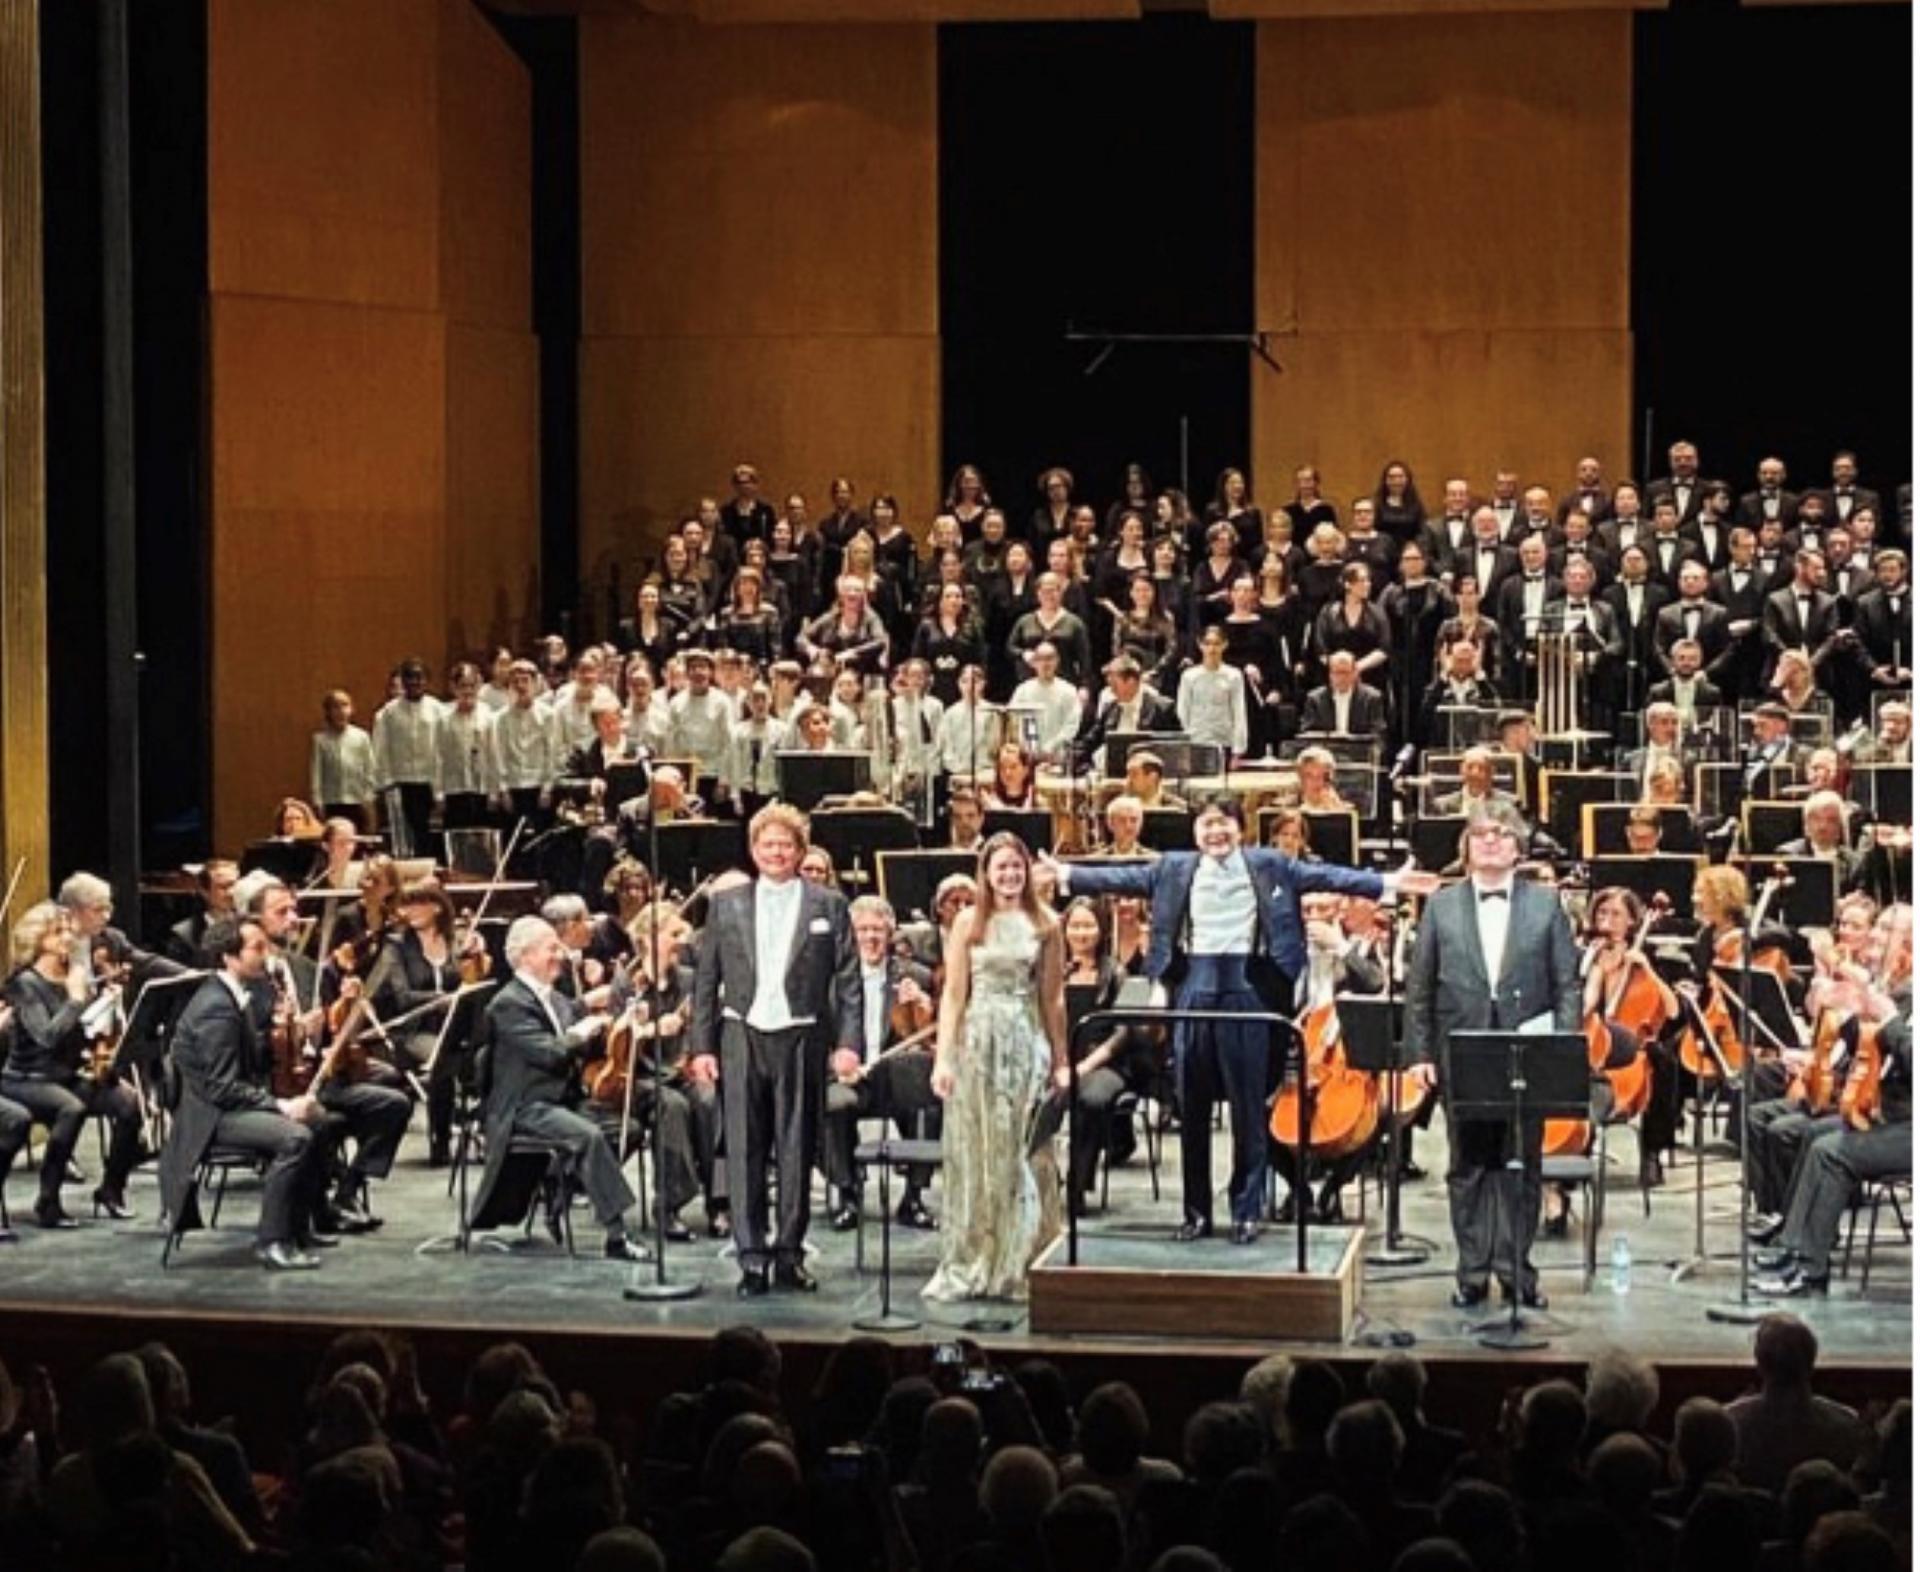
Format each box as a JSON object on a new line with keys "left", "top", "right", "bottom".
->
{"left": 1678, "top": 873, "right": 1790, "bottom": 1082}
{"left": 266, "top": 961, "right": 311, "bottom": 1098}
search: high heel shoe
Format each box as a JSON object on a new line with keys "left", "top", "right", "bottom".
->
{"left": 34, "top": 1198, "right": 79, "bottom": 1230}
{"left": 92, "top": 1188, "right": 134, "bottom": 1221}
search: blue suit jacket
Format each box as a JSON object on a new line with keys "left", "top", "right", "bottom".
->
{"left": 1066, "top": 850, "right": 1385, "bottom": 985}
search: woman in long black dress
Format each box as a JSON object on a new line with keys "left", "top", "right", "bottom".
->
{"left": 1112, "top": 571, "right": 1179, "bottom": 692}
{"left": 1207, "top": 467, "right": 1262, "bottom": 562}
{"left": 1149, "top": 534, "right": 1192, "bottom": 650}
{"left": 985, "top": 541, "right": 1039, "bottom": 699}
{"left": 658, "top": 535, "right": 709, "bottom": 631}
{"left": 1310, "top": 563, "right": 1392, "bottom": 693}
{"left": 1283, "top": 465, "right": 1340, "bottom": 537}
{"left": 1105, "top": 464, "right": 1155, "bottom": 536}
{"left": 1380, "top": 539, "right": 1454, "bottom": 742}
{"left": 1092, "top": 511, "right": 1152, "bottom": 613}
{"left": 1222, "top": 573, "right": 1286, "bottom": 758}
{"left": 869, "top": 494, "right": 921, "bottom": 651}
{"left": 817, "top": 476, "right": 866, "bottom": 598}
{"left": 1053, "top": 898, "right": 1156, "bottom": 1198}
{"left": 1373, "top": 459, "right": 1427, "bottom": 547}
{"left": 1030, "top": 467, "right": 1074, "bottom": 547}
{"left": 1190, "top": 522, "right": 1246, "bottom": 639}
{"left": 1295, "top": 523, "right": 1351, "bottom": 635}
{"left": 1343, "top": 497, "right": 1398, "bottom": 595}
{"left": 1256, "top": 553, "right": 1312, "bottom": 711}
{"left": 945, "top": 464, "right": 992, "bottom": 543}
{"left": 712, "top": 567, "right": 785, "bottom": 667}
{"left": 913, "top": 583, "right": 987, "bottom": 707}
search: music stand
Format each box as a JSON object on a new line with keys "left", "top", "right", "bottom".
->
{"left": 415, "top": 981, "right": 500, "bottom": 1257}
{"left": 1583, "top": 804, "right": 1702, "bottom": 857}
{"left": 1303, "top": 810, "right": 1360, "bottom": 867}
{"left": 811, "top": 808, "right": 922, "bottom": 892}
{"left": 654, "top": 820, "right": 750, "bottom": 893}
{"left": 1850, "top": 764, "right": 1911, "bottom": 825}
{"left": 1738, "top": 801, "right": 1804, "bottom": 855}
{"left": 1711, "top": 965, "right": 1807, "bottom": 1056}
{"left": 1411, "top": 815, "right": 1467, "bottom": 873}
{"left": 119, "top": 971, "right": 207, "bottom": 1154}
{"left": 1730, "top": 856, "right": 1836, "bottom": 930}
{"left": 1335, "top": 996, "right": 1433, "bottom": 1266}
{"left": 776, "top": 749, "right": 873, "bottom": 811}
{"left": 1105, "top": 731, "right": 1188, "bottom": 780}
{"left": 1443, "top": 1030, "right": 1589, "bottom": 1350}
{"left": 1588, "top": 855, "right": 1701, "bottom": 921}
{"left": 1541, "top": 770, "right": 1634, "bottom": 855}
{"left": 1138, "top": 807, "right": 1197, "bottom": 854}
{"left": 1441, "top": 706, "right": 1501, "bottom": 751}
{"left": 877, "top": 850, "right": 980, "bottom": 923}
{"left": 240, "top": 838, "right": 326, "bottom": 887}
{"left": 982, "top": 809, "right": 1055, "bottom": 857}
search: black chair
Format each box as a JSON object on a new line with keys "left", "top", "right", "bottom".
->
{"left": 460, "top": 1043, "right": 583, "bottom": 1258}
{"left": 1838, "top": 1174, "right": 1911, "bottom": 1293}
{"left": 160, "top": 1145, "right": 274, "bottom": 1268}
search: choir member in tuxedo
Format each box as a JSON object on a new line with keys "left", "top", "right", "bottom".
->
{"left": 722, "top": 462, "right": 778, "bottom": 550}
{"left": 1603, "top": 545, "right": 1671, "bottom": 713}
{"left": 1761, "top": 549, "right": 1841, "bottom": 687}
{"left": 1550, "top": 509, "right": 1616, "bottom": 591}
{"left": 1851, "top": 549, "right": 1912, "bottom": 695}
{"left": 1647, "top": 438, "right": 1706, "bottom": 526}
{"left": 823, "top": 897, "right": 942, "bottom": 1233}
{"left": 1809, "top": 450, "right": 1882, "bottom": 529}
{"left": 1557, "top": 455, "right": 1613, "bottom": 527}
{"left": 1644, "top": 499, "right": 1704, "bottom": 594}
{"left": 1419, "top": 477, "right": 1476, "bottom": 570}
{"left": 1404, "top": 811, "right": 1582, "bottom": 1309}
{"left": 1596, "top": 483, "right": 1649, "bottom": 561}
{"left": 159, "top": 918, "right": 331, "bottom": 1270}
{"left": 468, "top": 916, "right": 650, "bottom": 1262}
{"left": 1545, "top": 558, "right": 1624, "bottom": 715}
{"left": 1494, "top": 536, "right": 1560, "bottom": 702}
{"left": 1653, "top": 561, "right": 1733, "bottom": 682}
{"left": 1686, "top": 481, "right": 1734, "bottom": 573}
{"left": 1709, "top": 527, "right": 1771, "bottom": 700}
{"left": 1510, "top": 486, "right": 1560, "bottom": 550}
{"left": 1736, "top": 456, "right": 1798, "bottom": 531}
{"left": 1646, "top": 641, "right": 1725, "bottom": 728}
{"left": 1451, "top": 507, "right": 1519, "bottom": 603}
{"left": 690, "top": 804, "right": 862, "bottom": 1296}
{"left": 1417, "top": 640, "right": 1501, "bottom": 751}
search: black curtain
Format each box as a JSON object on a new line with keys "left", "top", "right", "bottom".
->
{"left": 1633, "top": 2, "right": 1911, "bottom": 507}
{"left": 940, "top": 17, "right": 1255, "bottom": 523}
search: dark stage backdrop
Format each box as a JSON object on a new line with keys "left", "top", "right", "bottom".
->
{"left": 1633, "top": 2, "right": 1912, "bottom": 510}
{"left": 940, "top": 17, "right": 1255, "bottom": 524}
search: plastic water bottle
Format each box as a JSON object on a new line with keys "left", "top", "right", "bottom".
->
{"left": 1610, "top": 1234, "right": 1632, "bottom": 1296}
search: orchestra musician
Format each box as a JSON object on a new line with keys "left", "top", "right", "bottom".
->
{"left": 372, "top": 882, "right": 480, "bottom": 1168}
{"left": 1074, "top": 653, "right": 1178, "bottom": 772}
{"left": 2, "top": 902, "right": 148, "bottom": 1227}
{"left": 823, "top": 896, "right": 942, "bottom": 1233}
{"left": 1404, "top": 810, "right": 1581, "bottom": 1311}
{"left": 166, "top": 859, "right": 240, "bottom": 968}
{"left": 467, "top": 915, "right": 651, "bottom": 1263}
{"left": 159, "top": 918, "right": 332, "bottom": 1269}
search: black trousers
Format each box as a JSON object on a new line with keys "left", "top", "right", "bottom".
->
{"left": 510, "top": 1101, "right": 635, "bottom": 1229}
{"left": 389, "top": 781, "right": 435, "bottom": 857}
{"left": 1445, "top": 1108, "right": 1544, "bottom": 1295}
{"left": 585, "top": 1077, "right": 701, "bottom": 1223}
{"left": 823, "top": 1052, "right": 942, "bottom": 1194}
{"left": 441, "top": 792, "right": 490, "bottom": 834}
{"left": 315, "top": 1078, "right": 412, "bottom": 1185}
{"left": 0, "top": 1095, "right": 28, "bottom": 1182}
{"left": 207, "top": 1107, "right": 324, "bottom": 1245}
{"left": 1748, "top": 1098, "right": 1837, "bottom": 1217}
{"left": 720, "top": 1020, "right": 820, "bottom": 1270}
{"left": 1779, "top": 1118, "right": 1911, "bottom": 1277}
{"left": 1, "top": 1076, "right": 143, "bottom": 1202}
{"left": 1173, "top": 960, "right": 1279, "bottom": 1227}
{"left": 396, "top": 1029, "right": 463, "bottom": 1156}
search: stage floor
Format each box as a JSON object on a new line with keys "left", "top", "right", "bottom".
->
{"left": 0, "top": 1112, "right": 1907, "bottom": 1370}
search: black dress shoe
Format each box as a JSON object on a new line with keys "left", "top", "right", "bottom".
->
{"left": 1231, "top": 1219, "right": 1261, "bottom": 1246}
{"left": 660, "top": 1217, "right": 694, "bottom": 1244}
{"left": 1174, "top": 1218, "right": 1213, "bottom": 1242}
{"left": 708, "top": 1211, "right": 732, "bottom": 1239}
{"left": 829, "top": 1201, "right": 861, "bottom": 1233}
{"left": 737, "top": 1266, "right": 770, "bottom": 1298}
{"left": 92, "top": 1188, "right": 134, "bottom": 1221}
{"left": 1542, "top": 1210, "right": 1570, "bottom": 1240}
{"left": 1640, "top": 1155, "right": 1665, "bottom": 1189}
{"left": 896, "top": 1195, "right": 937, "bottom": 1231}
{"left": 1755, "top": 1266, "right": 1829, "bottom": 1298}
{"left": 1314, "top": 1190, "right": 1345, "bottom": 1226}
{"left": 33, "top": 1200, "right": 78, "bottom": 1230}
{"left": 605, "top": 1235, "right": 653, "bottom": 1263}
{"left": 256, "top": 1241, "right": 320, "bottom": 1271}
{"left": 1501, "top": 1283, "right": 1549, "bottom": 1311}
{"left": 1449, "top": 1282, "right": 1489, "bottom": 1309}
{"left": 774, "top": 1261, "right": 819, "bottom": 1292}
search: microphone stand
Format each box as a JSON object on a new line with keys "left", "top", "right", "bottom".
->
{"left": 1367, "top": 904, "right": 1432, "bottom": 1267}
{"left": 1707, "top": 880, "right": 1777, "bottom": 1326}
{"left": 626, "top": 753, "right": 703, "bottom": 1304}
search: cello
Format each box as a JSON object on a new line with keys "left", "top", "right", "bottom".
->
{"left": 1269, "top": 917, "right": 1380, "bottom": 1161}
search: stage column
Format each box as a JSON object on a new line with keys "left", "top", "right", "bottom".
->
{"left": 0, "top": 0, "right": 50, "bottom": 896}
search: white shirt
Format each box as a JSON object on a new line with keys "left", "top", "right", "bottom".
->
{"left": 552, "top": 685, "right": 615, "bottom": 753}
{"left": 1522, "top": 575, "right": 1547, "bottom": 627}
{"left": 1625, "top": 582, "right": 1645, "bottom": 624}
{"left": 1177, "top": 664, "right": 1248, "bottom": 755}
{"left": 1670, "top": 675, "right": 1701, "bottom": 718}
{"left": 513, "top": 968, "right": 566, "bottom": 1038}
{"left": 478, "top": 682, "right": 513, "bottom": 713}
{"left": 891, "top": 694, "right": 946, "bottom": 776}
{"left": 1010, "top": 676, "right": 1082, "bottom": 761}
{"left": 625, "top": 698, "right": 671, "bottom": 756}
{"left": 723, "top": 716, "right": 783, "bottom": 797}
{"left": 668, "top": 689, "right": 736, "bottom": 776}
{"left": 1472, "top": 876, "right": 1516, "bottom": 998}
{"left": 495, "top": 703, "right": 559, "bottom": 791}
{"left": 310, "top": 725, "right": 376, "bottom": 808}
{"left": 371, "top": 696, "right": 444, "bottom": 786}
{"left": 219, "top": 970, "right": 252, "bottom": 1016}
{"left": 861, "top": 960, "right": 889, "bottom": 1064}
{"left": 435, "top": 705, "right": 500, "bottom": 797}
{"left": 1333, "top": 688, "right": 1354, "bottom": 735}
{"left": 746, "top": 876, "right": 813, "bottom": 1032}
{"left": 938, "top": 702, "right": 1003, "bottom": 777}
{"left": 1190, "top": 852, "right": 1258, "bottom": 955}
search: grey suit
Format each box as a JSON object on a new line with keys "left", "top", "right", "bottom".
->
{"left": 691, "top": 877, "right": 862, "bottom": 1270}
{"left": 1404, "top": 878, "right": 1581, "bottom": 1294}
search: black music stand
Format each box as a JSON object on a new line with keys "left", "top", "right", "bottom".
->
{"left": 1336, "top": 996, "right": 1434, "bottom": 1267}
{"left": 240, "top": 838, "right": 326, "bottom": 887}
{"left": 1850, "top": 764, "right": 1911, "bottom": 825}
{"left": 776, "top": 749, "right": 873, "bottom": 811}
{"left": 415, "top": 981, "right": 500, "bottom": 1257}
{"left": 1105, "top": 731, "right": 1189, "bottom": 780}
{"left": 1138, "top": 807, "right": 1197, "bottom": 854}
{"left": 1411, "top": 815, "right": 1467, "bottom": 873}
{"left": 1303, "top": 810, "right": 1360, "bottom": 867}
{"left": 654, "top": 820, "right": 750, "bottom": 893}
{"left": 120, "top": 971, "right": 207, "bottom": 1154}
{"left": 1739, "top": 802, "right": 1804, "bottom": 856}
{"left": 1730, "top": 856, "right": 1836, "bottom": 931}
{"left": 811, "top": 808, "right": 922, "bottom": 892}
{"left": 1589, "top": 855, "right": 1701, "bottom": 921}
{"left": 1669, "top": 988, "right": 1735, "bottom": 1286}
{"left": 982, "top": 810, "right": 1055, "bottom": 857}
{"left": 1711, "top": 965, "right": 1804, "bottom": 1058}
{"left": 1583, "top": 804, "right": 1701, "bottom": 857}
{"left": 877, "top": 849, "right": 980, "bottom": 923}
{"left": 1443, "top": 1030, "right": 1589, "bottom": 1350}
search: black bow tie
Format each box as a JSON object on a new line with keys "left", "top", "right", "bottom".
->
{"left": 1478, "top": 888, "right": 1509, "bottom": 904}
{"left": 1526, "top": 573, "right": 1544, "bottom": 583}
{"left": 1568, "top": 601, "right": 1589, "bottom": 611}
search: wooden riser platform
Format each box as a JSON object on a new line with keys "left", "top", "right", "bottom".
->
{"left": 1030, "top": 1226, "right": 1364, "bottom": 1341}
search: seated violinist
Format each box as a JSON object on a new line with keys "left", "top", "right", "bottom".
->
{"left": 1755, "top": 903, "right": 1911, "bottom": 1297}
{"left": 1583, "top": 888, "right": 1678, "bottom": 1202}
{"left": 371, "top": 881, "right": 484, "bottom": 1168}
{"left": 1778, "top": 789, "right": 1864, "bottom": 892}
{"left": 1292, "top": 747, "right": 1351, "bottom": 814}
{"left": 823, "top": 897, "right": 942, "bottom": 1233}
{"left": 1123, "top": 751, "right": 1186, "bottom": 812}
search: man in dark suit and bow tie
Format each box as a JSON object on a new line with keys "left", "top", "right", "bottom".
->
{"left": 1074, "top": 654, "right": 1180, "bottom": 771}
{"left": 1653, "top": 561, "right": 1733, "bottom": 681}
{"left": 1647, "top": 438, "right": 1706, "bottom": 526}
{"left": 469, "top": 915, "right": 650, "bottom": 1263}
{"left": 691, "top": 803, "right": 862, "bottom": 1296}
{"left": 1810, "top": 450, "right": 1882, "bottom": 530}
{"left": 1046, "top": 799, "right": 1431, "bottom": 1244}
{"left": 159, "top": 918, "right": 331, "bottom": 1271}
{"left": 1735, "top": 456, "right": 1798, "bottom": 531}
{"left": 1301, "top": 652, "right": 1389, "bottom": 743}
{"left": 1762, "top": 549, "right": 1841, "bottom": 685}
{"left": 1404, "top": 811, "right": 1581, "bottom": 1309}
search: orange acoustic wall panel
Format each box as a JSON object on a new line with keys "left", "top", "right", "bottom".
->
{"left": 578, "top": 15, "right": 940, "bottom": 600}
{"left": 1251, "top": 10, "right": 1633, "bottom": 513}
{"left": 207, "top": 0, "right": 536, "bottom": 850}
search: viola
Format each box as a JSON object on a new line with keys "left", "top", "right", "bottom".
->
{"left": 1837, "top": 1017, "right": 1884, "bottom": 1132}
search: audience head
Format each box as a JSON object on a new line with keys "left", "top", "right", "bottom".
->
{"left": 1239, "top": 1353, "right": 1293, "bottom": 1446}
{"left": 980, "top": 1444, "right": 1058, "bottom": 1533}
{"left": 1327, "top": 1399, "right": 1406, "bottom": 1491}
{"left": 1437, "top": 1479, "right": 1525, "bottom": 1572}
{"left": 1671, "top": 1395, "right": 1738, "bottom": 1484}
{"left": 1803, "top": 1513, "right": 1901, "bottom": 1572}
{"left": 1782, "top": 1460, "right": 1861, "bottom": 1549}
{"left": 1284, "top": 1359, "right": 1347, "bottom": 1453}
{"left": 1753, "top": 1313, "right": 1820, "bottom": 1392}
{"left": 1585, "top": 1348, "right": 1659, "bottom": 1436}
{"left": 1183, "top": 1401, "right": 1266, "bottom": 1485}
{"left": 1517, "top": 1380, "right": 1588, "bottom": 1471}
{"left": 1076, "top": 1381, "right": 1152, "bottom": 1477}
{"left": 714, "top": 1526, "right": 816, "bottom": 1572}
{"left": 1042, "top": 1485, "right": 1128, "bottom": 1572}
{"left": 1677, "top": 1485, "right": 1763, "bottom": 1572}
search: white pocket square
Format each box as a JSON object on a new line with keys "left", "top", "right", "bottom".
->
{"left": 808, "top": 917, "right": 831, "bottom": 935}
